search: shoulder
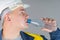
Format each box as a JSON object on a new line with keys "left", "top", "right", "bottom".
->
{"left": 25, "top": 32, "right": 44, "bottom": 40}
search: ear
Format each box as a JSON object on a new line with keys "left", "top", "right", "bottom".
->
{"left": 0, "top": 16, "right": 1, "bottom": 20}
{"left": 4, "top": 13, "right": 11, "bottom": 21}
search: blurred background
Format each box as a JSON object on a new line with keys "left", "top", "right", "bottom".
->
{"left": 23, "top": 0, "right": 60, "bottom": 40}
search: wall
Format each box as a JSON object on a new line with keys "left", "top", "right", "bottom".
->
{"left": 23, "top": 0, "right": 60, "bottom": 40}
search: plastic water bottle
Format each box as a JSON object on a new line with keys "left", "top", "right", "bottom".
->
{"left": 27, "top": 19, "right": 44, "bottom": 27}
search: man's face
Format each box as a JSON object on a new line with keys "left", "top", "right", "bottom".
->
{"left": 10, "top": 7, "right": 29, "bottom": 30}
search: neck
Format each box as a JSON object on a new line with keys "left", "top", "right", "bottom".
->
{"left": 2, "top": 23, "right": 21, "bottom": 39}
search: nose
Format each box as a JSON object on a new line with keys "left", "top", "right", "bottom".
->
{"left": 25, "top": 14, "right": 29, "bottom": 19}
{"left": 21, "top": 11, "right": 29, "bottom": 19}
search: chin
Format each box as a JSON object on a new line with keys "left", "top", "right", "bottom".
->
{"left": 23, "top": 25, "right": 28, "bottom": 29}
{"left": 19, "top": 27, "right": 28, "bottom": 30}
{"left": 19, "top": 23, "right": 28, "bottom": 30}
{"left": 19, "top": 25, "right": 28, "bottom": 30}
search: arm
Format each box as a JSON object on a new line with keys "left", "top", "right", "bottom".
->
{"left": 49, "top": 28, "right": 60, "bottom": 40}
{"left": 40, "top": 18, "right": 60, "bottom": 40}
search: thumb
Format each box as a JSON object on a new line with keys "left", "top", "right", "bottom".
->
{"left": 41, "top": 28, "right": 53, "bottom": 32}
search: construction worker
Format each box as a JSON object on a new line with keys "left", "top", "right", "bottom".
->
{"left": 0, "top": 0, "right": 60, "bottom": 40}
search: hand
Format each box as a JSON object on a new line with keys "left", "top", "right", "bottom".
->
{"left": 41, "top": 17, "right": 57, "bottom": 32}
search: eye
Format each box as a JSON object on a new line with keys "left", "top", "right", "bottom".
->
{"left": 19, "top": 11, "right": 25, "bottom": 16}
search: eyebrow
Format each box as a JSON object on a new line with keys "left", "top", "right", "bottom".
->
{"left": 20, "top": 8, "right": 25, "bottom": 11}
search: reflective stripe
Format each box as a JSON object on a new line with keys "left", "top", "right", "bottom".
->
{"left": 25, "top": 32, "right": 43, "bottom": 40}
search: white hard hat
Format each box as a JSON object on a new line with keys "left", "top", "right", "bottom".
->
{"left": 0, "top": 0, "right": 30, "bottom": 14}
{"left": 0, "top": 0, "right": 30, "bottom": 30}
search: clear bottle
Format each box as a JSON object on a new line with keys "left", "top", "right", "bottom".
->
{"left": 27, "top": 19, "right": 44, "bottom": 27}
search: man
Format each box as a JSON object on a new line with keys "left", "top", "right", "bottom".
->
{"left": 0, "top": 0, "right": 60, "bottom": 40}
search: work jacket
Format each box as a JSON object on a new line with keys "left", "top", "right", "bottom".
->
{"left": 0, "top": 28, "right": 60, "bottom": 40}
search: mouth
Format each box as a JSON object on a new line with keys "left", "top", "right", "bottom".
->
{"left": 26, "top": 20, "right": 28, "bottom": 24}
{"left": 25, "top": 21, "right": 28, "bottom": 26}
{"left": 24, "top": 19, "right": 28, "bottom": 24}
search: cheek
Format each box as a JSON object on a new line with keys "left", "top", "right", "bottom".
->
{"left": 16, "top": 16, "right": 25, "bottom": 24}
{"left": 12, "top": 14, "right": 27, "bottom": 26}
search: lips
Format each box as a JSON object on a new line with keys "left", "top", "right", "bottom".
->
{"left": 24, "top": 19, "right": 28, "bottom": 23}
{"left": 25, "top": 20, "right": 28, "bottom": 25}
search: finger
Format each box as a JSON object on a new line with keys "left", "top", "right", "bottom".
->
{"left": 40, "top": 17, "right": 48, "bottom": 22}
{"left": 47, "top": 18, "right": 55, "bottom": 23}
{"left": 46, "top": 18, "right": 52, "bottom": 23}
{"left": 40, "top": 17, "right": 45, "bottom": 21}
{"left": 52, "top": 21, "right": 57, "bottom": 27}
{"left": 52, "top": 20, "right": 56, "bottom": 23}
{"left": 44, "top": 17, "right": 51, "bottom": 23}
{"left": 51, "top": 19, "right": 56, "bottom": 25}
{"left": 40, "top": 18, "right": 56, "bottom": 24}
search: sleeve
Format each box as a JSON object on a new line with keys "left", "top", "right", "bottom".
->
{"left": 40, "top": 35, "right": 48, "bottom": 40}
{"left": 49, "top": 28, "right": 60, "bottom": 40}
